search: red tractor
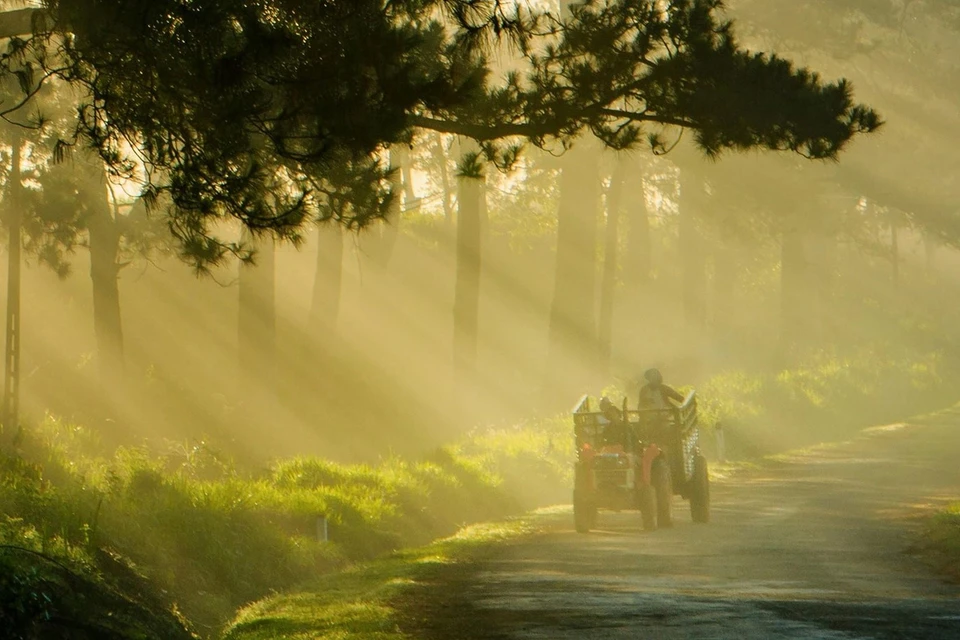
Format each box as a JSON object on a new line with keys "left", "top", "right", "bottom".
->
{"left": 572, "top": 392, "right": 709, "bottom": 533}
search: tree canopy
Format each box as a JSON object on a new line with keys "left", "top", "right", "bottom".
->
{"left": 2, "top": 0, "right": 880, "bottom": 267}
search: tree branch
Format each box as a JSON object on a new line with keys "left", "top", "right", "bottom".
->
{"left": 408, "top": 114, "right": 555, "bottom": 140}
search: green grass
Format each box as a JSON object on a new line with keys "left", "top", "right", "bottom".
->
{"left": 693, "top": 347, "right": 958, "bottom": 458}
{"left": 0, "top": 413, "right": 573, "bottom": 638}
{"left": 919, "top": 504, "right": 960, "bottom": 581}
{"left": 222, "top": 517, "right": 538, "bottom": 640}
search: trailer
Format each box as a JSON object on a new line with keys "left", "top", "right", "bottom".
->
{"left": 572, "top": 391, "right": 709, "bottom": 533}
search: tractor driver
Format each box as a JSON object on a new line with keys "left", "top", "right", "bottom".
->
{"left": 637, "top": 368, "right": 684, "bottom": 411}
{"left": 637, "top": 368, "right": 685, "bottom": 479}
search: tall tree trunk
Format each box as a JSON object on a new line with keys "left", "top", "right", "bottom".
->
{"left": 807, "top": 228, "right": 837, "bottom": 345}
{"left": 434, "top": 133, "right": 455, "bottom": 230}
{"left": 711, "top": 238, "right": 737, "bottom": 340}
{"left": 453, "top": 167, "right": 484, "bottom": 376}
{"left": 622, "top": 155, "right": 651, "bottom": 293}
{"left": 619, "top": 155, "right": 651, "bottom": 360}
{"left": 546, "top": 0, "right": 603, "bottom": 390}
{"left": 363, "top": 147, "right": 403, "bottom": 268}
{"left": 1, "top": 136, "right": 22, "bottom": 444}
{"left": 598, "top": 157, "right": 625, "bottom": 373}
{"left": 87, "top": 168, "right": 124, "bottom": 382}
{"left": 679, "top": 167, "right": 707, "bottom": 330}
{"left": 548, "top": 147, "right": 601, "bottom": 387}
{"left": 398, "top": 145, "right": 419, "bottom": 213}
{"left": 780, "top": 225, "right": 807, "bottom": 351}
{"left": 309, "top": 222, "right": 343, "bottom": 332}
{"left": 238, "top": 232, "right": 276, "bottom": 392}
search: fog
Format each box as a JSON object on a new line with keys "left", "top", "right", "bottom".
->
{"left": 12, "top": 148, "right": 960, "bottom": 465}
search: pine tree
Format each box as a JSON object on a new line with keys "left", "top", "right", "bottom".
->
{"left": 0, "top": 0, "right": 879, "bottom": 267}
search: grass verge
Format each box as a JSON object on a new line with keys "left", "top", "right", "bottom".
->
{"left": 917, "top": 504, "right": 960, "bottom": 582}
{"left": 222, "top": 515, "right": 541, "bottom": 640}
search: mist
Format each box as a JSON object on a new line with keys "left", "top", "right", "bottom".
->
{"left": 4, "top": 0, "right": 949, "bottom": 465}
{"left": 2, "top": 1, "right": 960, "bottom": 638}
{"left": 12, "top": 134, "right": 960, "bottom": 464}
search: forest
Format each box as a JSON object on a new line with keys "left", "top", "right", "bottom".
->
{"left": 0, "top": 1, "right": 959, "bottom": 638}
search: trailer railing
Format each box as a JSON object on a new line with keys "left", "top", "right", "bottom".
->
{"left": 573, "top": 390, "right": 700, "bottom": 481}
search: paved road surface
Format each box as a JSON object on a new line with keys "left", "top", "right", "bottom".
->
{"left": 410, "top": 412, "right": 960, "bottom": 639}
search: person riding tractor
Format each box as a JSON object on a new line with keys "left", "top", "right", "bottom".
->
{"left": 637, "top": 368, "right": 687, "bottom": 509}
{"left": 598, "top": 396, "right": 630, "bottom": 450}
{"left": 572, "top": 372, "right": 710, "bottom": 533}
{"left": 637, "top": 368, "right": 684, "bottom": 410}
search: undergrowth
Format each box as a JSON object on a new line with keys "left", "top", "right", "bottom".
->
{"left": 696, "top": 347, "right": 956, "bottom": 458}
{"left": 0, "top": 412, "right": 572, "bottom": 639}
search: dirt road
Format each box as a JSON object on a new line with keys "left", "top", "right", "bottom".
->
{"left": 406, "top": 412, "right": 960, "bottom": 639}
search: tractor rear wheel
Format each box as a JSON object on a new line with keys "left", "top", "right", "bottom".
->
{"left": 689, "top": 454, "right": 710, "bottom": 523}
{"left": 653, "top": 458, "right": 673, "bottom": 529}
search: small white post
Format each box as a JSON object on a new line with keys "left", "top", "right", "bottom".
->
{"left": 316, "top": 516, "right": 329, "bottom": 542}
{"left": 715, "top": 422, "right": 726, "bottom": 463}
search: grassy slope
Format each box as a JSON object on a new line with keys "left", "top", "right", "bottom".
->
{"left": 0, "top": 415, "right": 572, "bottom": 638}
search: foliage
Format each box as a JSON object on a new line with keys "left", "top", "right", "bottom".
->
{"left": 0, "top": 452, "right": 197, "bottom": 640}
{"left": 485, "top": 153, "right": 561, "bottom": 253}
{"left": 456, "top": 414, "right": 574, "bottom": 504}
{"left": 21, "top": 154, "right": 170, "bottom": 278}
{"left": 697, "top": 347, "right": 956, "bottom": 456}
{"left": 0, "top": 72, "right": 169, "bottom": 282}
{"left": 0, "top": 0, "right": 880, "bottom": 267}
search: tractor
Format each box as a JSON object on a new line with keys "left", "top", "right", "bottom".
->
{"left": 572, "top": 391, "right": 709, "bottom": 533}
